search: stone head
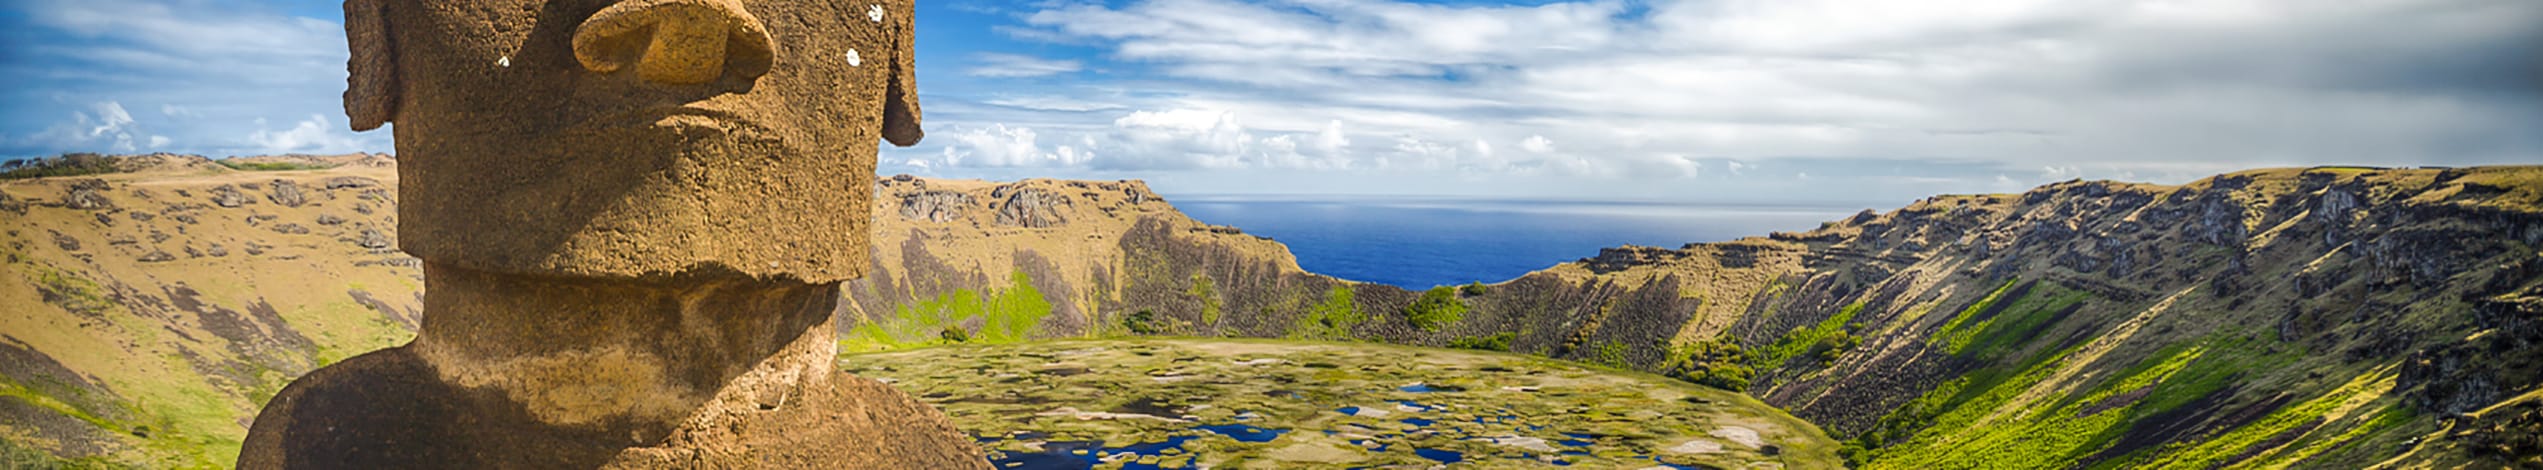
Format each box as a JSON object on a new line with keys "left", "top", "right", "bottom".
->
{"left": 344, "top": 0, "right": 919, "bottom": 283}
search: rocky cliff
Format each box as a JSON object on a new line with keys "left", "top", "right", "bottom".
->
{"left": 1, "top": 155, "right": 2536, "bottom": 468}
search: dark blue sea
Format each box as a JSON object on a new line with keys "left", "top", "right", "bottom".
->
{"left": 1170, "top": 196, "right": 1864, "bottom": 289}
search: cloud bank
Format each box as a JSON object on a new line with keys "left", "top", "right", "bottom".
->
{"left": 899, "top": 0, "right": 2543, "bottom": 200}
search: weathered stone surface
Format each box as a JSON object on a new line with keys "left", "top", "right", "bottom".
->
{"left": 356, "top": 226, "right": 392, "bottom": 250}
{"left": 47, "top": 230, "right": 80, "bottom": 251}
{"left": 266, "top": 179, "right": 307, "bottom": 207}
{"left": 243, "top": 266, "right": 983, "bottom": 469}
{"left": 1122, "top": 183, "right": 1156, "bottom": 205}
{"left": 378, "top": 0, "right": 923, "bottom": 283}
{"left": 245, "top": 348, "right": 975, "bottom": 470}
{"left": 62, "top": 179, "right": 114, "bottom": 210}
{"left": 994, "top": 187, "right": 1070, "bottom": 228}
{"left": 322, "top": 176, "right": 380, "bottom": 190}
{"left": 209, "top": 184, "right": 252, "bottom": 208}
{"left": 243, "top": 1, "right": 978, "bottom": 468}
{"left": 898, "top": 190, "right": 973, "bottom": 223}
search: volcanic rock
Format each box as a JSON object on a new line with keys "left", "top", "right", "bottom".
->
{"left": 995, "top": 187, "right": 1071, "bottom": 228}
{"left": 899, "top": 190, "right": 974, "bottom": 223}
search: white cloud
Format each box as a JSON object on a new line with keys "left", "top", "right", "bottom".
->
{"left": 2041, "top": 165, "right": 2084, "bottom": 180}
{"left": 1313, "top": 120, "right": 1350, "bottom": 155}
{"left": 247, "top": 114, "right": 369, "bottom": 154}
{"left": 982, "top": 96, "right": 1127, "bottom": 112}
{"left": 88, "top": 101, "right": 134, "bottom": 136}
{"left": 920, "top": 108, "right": 1378, "bottom": 172}
{"left": 1110, "top": 108, "right": 1256, "bottom": 169}
{"left": 1620, "top": 153, "right": 1702, "bottom": 179}
{"left": 937, "top": 124, "right": 1091, "bottom": 167}
{"left": 88, "top": 102, "right": 139, "bottom": 152}
{"left": 23, "top": 101, "right": 145, "bottom": 153}
{"left": 1519, "top": 135, "right": 1554, "bottom": 153}
{"left": 966, "top": 53, "right": 1086, "bottom": 78}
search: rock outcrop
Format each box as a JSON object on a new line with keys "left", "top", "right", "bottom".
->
{"left": 61, "top": 179, "right": 114, "bottom": 210}
{"left": 322, "top": 176, "right": 380, "bottom": 190}
{"left": 994, "top": 187, "right": 1071, "bottom": 228}
{"left": 264, "top": 180, "right": 306, "bottom": 207}
{"left": 355, "top": 226, "right": 392, "bottom": 250}
{"left": 209, "top": 184, "right": 251, "bottom": 208}
{"left": 898, "top": 190, "right": 973, "bottom": 223}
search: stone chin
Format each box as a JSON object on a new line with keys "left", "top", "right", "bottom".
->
{"left": 393, "top": 115, "right": 876, "bottom": 284}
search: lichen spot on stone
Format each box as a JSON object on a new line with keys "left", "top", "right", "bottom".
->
{"left": 867, "top": 4, "right": 884, "bottom": 22}
{"left": 846, "top": 49, "right": 861, "bottom": 67}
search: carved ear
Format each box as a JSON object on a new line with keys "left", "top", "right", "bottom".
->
{"left": 880, "top": 0, "right": 921, "bottom": 146}
{"left": 344, "top": 0, "right": 396, "bottom": 131}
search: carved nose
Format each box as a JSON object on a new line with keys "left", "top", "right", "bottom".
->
{"left": 573, "top": 0, "right": 775, "bottom": 85}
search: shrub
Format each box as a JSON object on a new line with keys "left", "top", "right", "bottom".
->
{"left": 1840, "top": 441, "right": 1874, "bottom": 467}
{"left": 1448, "top": 332, "right": 1515, "bottom": 351}
{"left": 1404, "top": 286, "right": 1468, "bottom": 332}
{"left": 0, "top": 153, "right": 118, "bottom": 180}
{"left": 1688, "top": 364, "right": 1754, "bottom": 391}
{"left": 1292, "top": 286, "right": 1365, "bottom": 340}
{"left": 218, "top": 160, "right": 333, "bottom": 171}
{"left": 1808, "top": 331, "right": 1861, "bottom": 364}
{"left": 1123, "top": 310, "right": 1163, "bottom": 335}
{"left": 1593, "top": 341, "right": 1631, "bottom": 368}
{"left": 1188, "top": 274, "right": 1222, "bottom": 326}
{"left": 1459, "top": 282, "right": 1488, "bottom": 296}
{"left": 1671, "top": 339, "right": 1754, "bottom": 391}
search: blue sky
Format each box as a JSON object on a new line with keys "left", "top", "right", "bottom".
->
{"left": 3, "top": 0, "right": 2538, "bottom": 204}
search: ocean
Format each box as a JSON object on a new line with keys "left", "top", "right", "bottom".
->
{"left": 1169, "top": 196, "right": 1867, "bottom": 289}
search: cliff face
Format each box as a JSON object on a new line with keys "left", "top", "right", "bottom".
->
{"left": 1658, "top": 167, "right": 2542, "bottom": 468}
{"left": 2, "top": 156, "right": 2536, "bottom": 468}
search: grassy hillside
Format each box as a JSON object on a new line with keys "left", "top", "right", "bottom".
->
{"left": 0, "top": 154, "right": 414, "bottom": 468}
{"left": 1, "top": 154, "right": 2535, "bottom": 468}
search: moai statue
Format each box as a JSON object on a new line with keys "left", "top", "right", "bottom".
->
{"left": 238, "top": 0, "right": 987, "bottom": 468}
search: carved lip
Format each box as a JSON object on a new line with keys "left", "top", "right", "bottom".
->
{"left": 577, "top": 104, "right": 759, "bottom": 132}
